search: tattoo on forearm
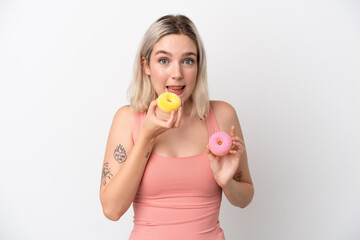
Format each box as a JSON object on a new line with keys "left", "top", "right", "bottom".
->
{"left": 145, "top": 151, "right": 150, "bottom": 158}
{"left": 114, "top": 144, "right": 127, "bottom": 164}
{"left": 235, "top": 171, "right": 243, "bottom": 182}
{"left": 101, "top": 163, "right": 113, "bottom": 186}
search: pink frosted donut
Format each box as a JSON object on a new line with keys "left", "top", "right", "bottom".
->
{"left": 209, "top": 132, "right": 232, "bottom": 156}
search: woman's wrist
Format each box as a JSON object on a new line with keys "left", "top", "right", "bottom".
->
{"left": 221, "top": 179, "right": 254, "bottom": 208}
{"left": 137, "top": 131, "right": 157, "bottom": 148}
{"left": 219, "top": 178, "right": 235, "bottom": 191}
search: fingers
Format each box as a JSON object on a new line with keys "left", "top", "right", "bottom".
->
{"left": 165, "top": 110, "right": 176, "bottom": 127}
{"left": 173, "top": 107, "right": 183, "bottom": 128}
{"left": 173, "top": 101, "right": 183, "bottom": 128}
{"left": 230, "top": 126, "right": 245, "bottom": 145}
{"left": 230, "top": 125, "right": 235, "bottom": 137}
{"left": 229, "top": 132, "right": 245, "bottom": 156}
{"left": 206, "top": 144, "right": 217, "bottom": 161}
{"left": 147, "top": 99, "right": 158, "bottom": 115}
{"left": 231, "top": 141, "right": 243, "bottom": 151}
{"left": 231, "top": 136, "right": 245, "bottom": 146}
{"left": 233, "top": 137, "right": 244, "bottom": 145}
{"left": 229, "top": 149, "right": 238, "bottom": 154}
{"left": 206, "top": 144, "right": 210, "bottom": 154}
{"left": 229, "top": 139, "right": 245, "bottom": 159}
{"left": 148, "top": 98, "right": 181, "bottom": 127}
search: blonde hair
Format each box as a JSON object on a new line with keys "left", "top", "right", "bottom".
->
{"left": 127, "top": 14, "right": 209, "bottom": 119}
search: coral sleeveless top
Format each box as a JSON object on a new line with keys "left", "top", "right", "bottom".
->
{"left": 130, "top": 106, "right": 225, "bottom": 240}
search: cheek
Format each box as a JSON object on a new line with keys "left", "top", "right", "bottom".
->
{"left": 154, "top": 69, "right": 168, "bottom": 79}
{"left": 149, "top": 66, "right": 168, "bottom": 80}
{"left": 150, "top": 69, "right": 168, "bottom": 93}
{"left": 184, "top": 69, "right": 198, "bottom": 83}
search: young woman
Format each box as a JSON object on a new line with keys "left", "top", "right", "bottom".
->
{"left": 100, "top": 14, "right": 254, "bottom": 240}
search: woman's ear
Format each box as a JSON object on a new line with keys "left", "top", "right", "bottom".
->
{"left": 142, "top": 57, "right": 151, "bottom": 75}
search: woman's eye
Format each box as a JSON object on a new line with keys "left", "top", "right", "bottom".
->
{"left": 159, "top": 58, "right": 168, "bottom": 64}
{"left": 184, "top": 59, "right": 194, "bottom": 65}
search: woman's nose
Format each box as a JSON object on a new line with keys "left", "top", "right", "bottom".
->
{"left": 171, "top": 63, "right": 183, "bottom": 80}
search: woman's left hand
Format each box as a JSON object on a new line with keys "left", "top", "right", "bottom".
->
{"left": 207, "top": 126, "right": 245, "bottom": 188}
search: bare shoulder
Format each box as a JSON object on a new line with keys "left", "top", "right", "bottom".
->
{"left": 211, "top": 100, "right": 237, "bottom": 123}
{"left": 210, "top": 100, "right": 242, "bottom": 135}
{"left": 210, "top": 100, "right": 236, "bottom": 116}
{"left": 105, "top": 105, "right": 136, "bottom": 164}
{"left": 101, "top": 105, "right": 136, "bottom": 189}
{"left": 112, "top": 105, "right": 135, "bottom": 126}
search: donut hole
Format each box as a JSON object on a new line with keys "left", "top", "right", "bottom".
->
{"left": 217, "top": 140, "right": 223, "bottom": 145}
{"left": 167, "top": 99, "right": 172, "bottom": 102}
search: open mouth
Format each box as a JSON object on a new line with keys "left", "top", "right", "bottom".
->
{"left": 166, "top": 85, "right": 185, "bottom": 95}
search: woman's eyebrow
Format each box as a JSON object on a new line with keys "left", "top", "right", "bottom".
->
{"left": 154, "top": 50, "right": 197, "bottom": 57}
{"left": 154, "top": 50, "right": 171, "bottom": 56}
{"left": 184, "top": 52, "right": 197, "bottom": 57}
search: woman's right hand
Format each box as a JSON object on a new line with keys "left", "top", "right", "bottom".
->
{"left": 140, "top": 99, "right": 183, "bottom": 141}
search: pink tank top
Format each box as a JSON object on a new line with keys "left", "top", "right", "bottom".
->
{"left": 130, "top": 106, "right": 225, "bottom": 240}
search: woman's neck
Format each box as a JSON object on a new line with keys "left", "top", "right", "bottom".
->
{"left": 182, "top": 99, "right": 193, "bottom": 116}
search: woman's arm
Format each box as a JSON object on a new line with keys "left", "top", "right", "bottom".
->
{"left": 100, "top": 105, "right": 147, "bottom": 221}
{"left": 100, "top": 101, "right": 182, "bottom": 221}
{"left": 208, "top": 101, "right": 254, "bottom": 208}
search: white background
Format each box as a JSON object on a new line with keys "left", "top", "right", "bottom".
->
{"left": 1, "top": 0, "right": 359, "bottom": 239}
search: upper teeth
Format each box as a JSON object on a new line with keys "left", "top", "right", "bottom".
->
{"left": 168, "top": 86, "right": 184, "bottom": 92}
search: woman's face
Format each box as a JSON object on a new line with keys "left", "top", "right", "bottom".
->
{"left": 143, "top": 34, "right": 198, "bottom": 103}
